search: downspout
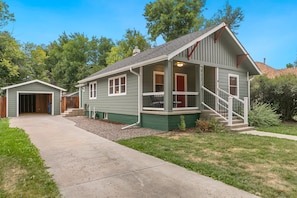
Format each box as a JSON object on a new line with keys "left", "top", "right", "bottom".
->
{"left": 121, "top": 67, "right": 141, "bottom": 129}
{"left": 248, "top": 73, "right": 254, "bottom": 110}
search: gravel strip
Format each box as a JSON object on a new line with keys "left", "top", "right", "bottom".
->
{"left": 66, "top": 116, "right": 165, "bottom": 141}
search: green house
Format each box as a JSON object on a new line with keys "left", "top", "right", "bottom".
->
{"left": 1, "top": 80, "right": 66, "bottom": 117}
{"left": 77, "top": 23, "right": 261, "bottom": 131}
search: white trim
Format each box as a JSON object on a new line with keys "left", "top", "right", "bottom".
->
{"left": 173, "top": 107, "right": 199, "bottom": 111}
{"left": 175, "top": 73, "right": 188, "bottom": 107}
{"left": 142, "top": 107, "right": 164, "bottom": 111}
{"left": 153, "top": 71, "right": 164, "bottom": 92}
{"left": 1, "top": 79, "right": 66, "bottom": 91}
{"left": 228, "top": 74, "right": 239, "bottom": 97}
{"left": 108, "top": 74, "right": 127, "bottom": 96}
{"left": 16, "top": 91, "right": 54, "bottom": 117}
{"left": 89, "top": 81, "right": 97, "bottom": 100}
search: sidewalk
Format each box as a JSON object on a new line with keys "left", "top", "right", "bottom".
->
{"left": 10, "top": 115, "right": 258, "bottom": 198}
{"left": 240, "top": 130, "right": 297, "bottom": 141}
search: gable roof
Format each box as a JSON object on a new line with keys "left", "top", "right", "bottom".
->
{"left": 79, "top": 22, "right": 260, "bottom": 83}
{"left": 1, "top": 79, "right": 67, "bottom": 91}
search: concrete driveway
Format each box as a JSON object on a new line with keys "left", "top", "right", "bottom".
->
{"left": 10, "top": 115, "right": 258, "bottom": 198}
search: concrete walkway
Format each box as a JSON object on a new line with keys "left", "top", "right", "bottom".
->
{"left": 240, "top": 130, "right": 297, "bottom": 141}
{"left": 10, "top": 115, "right": 258, "bottom": 198}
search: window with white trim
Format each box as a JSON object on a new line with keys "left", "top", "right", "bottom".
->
{"left": 153, "top": 71, "right": 164, "bottom": 92}
{"left": 228, "top": 74, "right": 239, "bottom": 97}
{"left": 89, "top": 81, "right": 97, "bottom": 99}
{"left": 108, "top": 75, "right": 126, "bottom": 96}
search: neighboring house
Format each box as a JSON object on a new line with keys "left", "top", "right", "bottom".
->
{"left": 256, "top": 61, "right": 297, "bottom": 78}
{"left": 1, "top": 79, "right": 66, "bottom": 117}
{"left": 77, "top": 22, "right": 261, "bottom": 131}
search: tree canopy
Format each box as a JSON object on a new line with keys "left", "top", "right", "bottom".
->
{"left": 0, "top": 0, "right": 248, "bottom": 92}
{"left": 144, "top": 0, "right": 206, "bottom": 42}
{"left": 106, "top": 29, "right": 151, "bottom": 65}
{"left": 0, "top": 1, "right": 15, "bottom": 29}
{"left": 0, "top": 32, "right": 25, "bottom": 87}
{"left": 205, "top": 1, "right": 244, "bottom": 35}
{"left": 144, "top": 0, "right": 245, "bottom": 42}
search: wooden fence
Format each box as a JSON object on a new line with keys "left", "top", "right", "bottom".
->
{"left": 61, "top": 96, "right": 79, "bottom": 113}
{"left": 0, "top": 97, "right": 6, "bottom": 118}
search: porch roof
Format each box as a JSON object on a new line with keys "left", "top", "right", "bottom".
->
{"left": 79, "top": 22, "right": 260, "bottom": 84}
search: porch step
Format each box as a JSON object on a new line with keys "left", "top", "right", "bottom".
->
{"left": 201, "top": 110, "right": 254, "bottom": 133}
{"left": 61, "top": 108, "right": 85, "bottom": 117}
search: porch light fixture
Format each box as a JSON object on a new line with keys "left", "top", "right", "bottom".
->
{"left": 176, "top": 62, "right": 184, "bottom": 67}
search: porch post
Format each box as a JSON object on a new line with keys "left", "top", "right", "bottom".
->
{"left": 195, "top": 65, "right": 200, "bottom": 109}
{"left": 244, "top": 97, "right": 248, "bottom": 125}
{"left": 199, "top": 64, "right": 204, "bottom": 110}
{"left": 228, "top": 96, "right": 233, "bottom": 126}
{"left": 164, "top": 60, "right": 173, "bottom": 112}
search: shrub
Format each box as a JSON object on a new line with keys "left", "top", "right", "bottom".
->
{"left": 249, "top": 102, "right": 281, "bottom": 127}
{"left": 196, "top": 118, "right": 227, "bottom": 133}
{"left": 209, "top": 118, "right": 227, "bottom": 133}
{"left": 178, "top": 115, "right": 186, "bottom": 131}
{"left": 196, "top": 119, "right": 210, "bottom": 133}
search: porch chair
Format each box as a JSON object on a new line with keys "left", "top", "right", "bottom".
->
{"left": 150, "top": 95, "right": 164, "bottom": 108}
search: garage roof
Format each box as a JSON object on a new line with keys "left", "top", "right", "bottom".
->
{"left": 1, "top": 79, "right": 66, "bottom": 91}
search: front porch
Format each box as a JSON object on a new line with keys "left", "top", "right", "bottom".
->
{"left": 139, "top": 60, "right": 202, "bottom": 131}
{"left": 139, "top": 60, "right": 249, "bottom": 131}
{"left": 141, "top": 60, "right": 201, "bottom": 112}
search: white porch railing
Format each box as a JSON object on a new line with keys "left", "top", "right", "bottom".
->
{"left": 142, "top": 91, "right": 199, "bottom": 111}
{"left": 202, "top": 86, "right": 248, "bottom": 126}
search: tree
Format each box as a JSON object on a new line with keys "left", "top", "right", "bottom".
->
{"left": 205, "top": 0, "right": 244, "bottom": 34}
{"left": 22, "top": 43, "right": 49, "bottom": 82}
{"left": 106, "top": 29, "right": 151, "bottom": 65}
{"left": 46, "top": 33, "right": 112, "bottom": 91}
{"left": 286, "top": 63, "right": 294, "bottom": 68}
{"left": 97, "top": 36, "right": 115, "bottom": 67}
{"left": 0, "top": 32, "right": 25, "bottom": 87}
{"left": 50, "top": 33, "right": 91, "bottom": 91}
{"left": 0, "top": 0, "right": 15, "bottom": 29}
{"left": 143, "top": 0, "right": 206, "bottom": 42}
{"left": 251, "top": 74, "right": 297, "bottom": 121}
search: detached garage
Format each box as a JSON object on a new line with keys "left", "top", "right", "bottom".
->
{"left": 1, "top": 80, "right": 66, "bottom": 117}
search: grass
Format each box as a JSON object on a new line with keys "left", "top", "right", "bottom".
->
{"left": 256, "top": 122, "right": 297, "bottom": 136}
{"left": 0, "top": 118, "right": 61, "bottom": 197}
{"left": 117, "top": 131, "right": 297, "bottom": 198}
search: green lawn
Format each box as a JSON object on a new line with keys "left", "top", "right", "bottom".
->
{"left": 0, "top": 119, "right": 61, "bottom": 197}
{"left": 118, "top": 132, "right": 297, "bottom": 198}
{"left": 256, "top": 122, "right": 297, "bottom": 136}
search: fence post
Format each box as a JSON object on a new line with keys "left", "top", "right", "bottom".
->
{"left": 244, "top": 97, "right": 248, "bottom": 125}
{"left": 228, "top": 96, "right": 233, "bottom": 126}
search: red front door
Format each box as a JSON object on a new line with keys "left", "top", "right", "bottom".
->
{"left": 176, "top": 74, "right": 186, "bottom": 107}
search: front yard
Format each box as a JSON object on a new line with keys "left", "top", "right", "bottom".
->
{"left": 256, "top": 122, "right": 297, "bottom": 136}
{"left": 0, "top": 119, "right": 60, "bottom": 197}
{"left": 118, "top": 131, "right": 297, "bottom": 198}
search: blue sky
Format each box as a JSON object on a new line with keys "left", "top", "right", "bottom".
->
{"left": 5, "top": 0, "right": 297, "bottom": 69}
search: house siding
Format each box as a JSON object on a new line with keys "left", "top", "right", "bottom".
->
{"left": 141, "top": 113, "right": 199, "bottom": 131}
{"left": 82, "top": 71, "right": 138, "bottom": 116}
{"left": 7, "top": 82, "right": 62, "bottom": 117}
{"left": 176, "top": 32, "right": 239, "bottom": 69}
{"left": 218, "top": 68, "right": 248, "bottom": 98}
